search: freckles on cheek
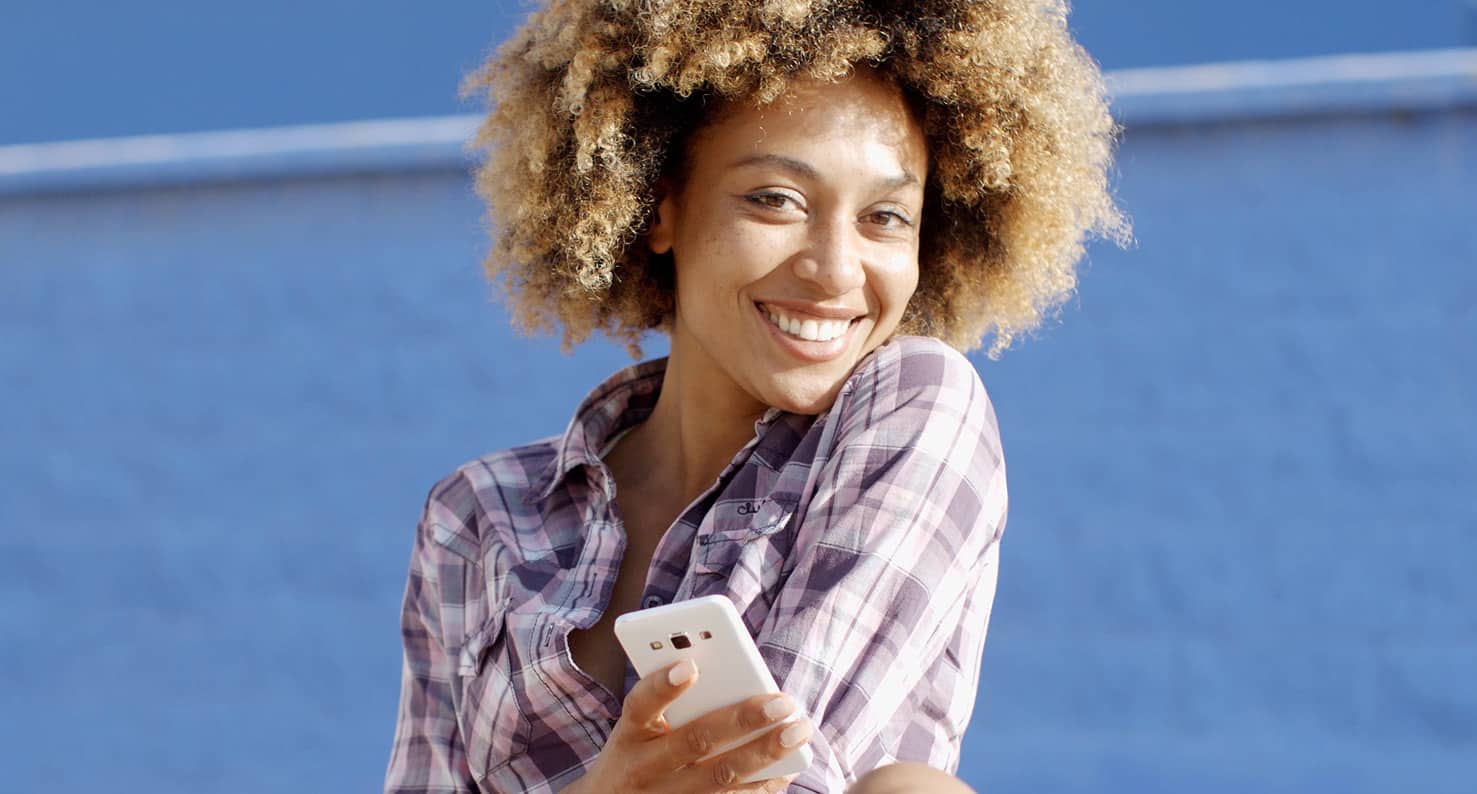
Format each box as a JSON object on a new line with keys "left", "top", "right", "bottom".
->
{"left": 879, "top": 255, "right": 920, "bottom": 294}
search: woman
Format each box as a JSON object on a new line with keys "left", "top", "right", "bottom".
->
{"left": 385, "top": 1, "right": 1125, "bottom": 792}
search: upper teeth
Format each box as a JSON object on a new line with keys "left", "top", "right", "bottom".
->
{"left": 765, "top": 307, "right": 852, "bottom": 342}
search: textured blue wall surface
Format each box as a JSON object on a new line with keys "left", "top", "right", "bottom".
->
{"left": 4, "top": 0, "right": 1475, "bottom": 145}
{"left": 963, "top": 111, "right": 1477, "bottom": 791}
{"left": 3, "top": 108, "right": 1475, "bottom": 793}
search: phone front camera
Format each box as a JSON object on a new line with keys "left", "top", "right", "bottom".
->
{"left": 670, "top": 633, "right": 692, "bottom": 650}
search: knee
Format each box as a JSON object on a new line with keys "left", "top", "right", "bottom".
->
{"left": 847, "top": 762, "right": 977, "bottom": 794}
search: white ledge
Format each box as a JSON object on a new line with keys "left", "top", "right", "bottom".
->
{"left": 1108, "top": 48, "right": 1477, "bottom": 126}
{"left": 0, "top": 115, "right": 479, "bottom": 196}
{"left": 3, "top": 49, "right": 1474, "bottom": 196}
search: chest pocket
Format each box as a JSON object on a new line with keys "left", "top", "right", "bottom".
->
{"left": 456, "top": 607, "right": 530, "bottom": 783}
{"left": 692, "top": 496, "right": 798, "bottom": 606}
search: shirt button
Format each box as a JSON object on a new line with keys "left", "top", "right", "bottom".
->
{"left": 642, "top": 595, "right": 664, "bottom": 609}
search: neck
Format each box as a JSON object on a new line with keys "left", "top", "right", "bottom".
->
{"left": 632, "top": 328, "right": 769, "bottom": 506}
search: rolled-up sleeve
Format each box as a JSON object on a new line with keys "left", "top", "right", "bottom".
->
{"left": 384, "top": 498, "right": 476, "bottom": 794}
{"left": 758, "top": 340, "right": 1008, "bottom": 792}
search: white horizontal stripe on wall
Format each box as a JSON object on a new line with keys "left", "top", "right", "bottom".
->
{"left": 3, "top": 49, "right": 1474, "bottom": 195}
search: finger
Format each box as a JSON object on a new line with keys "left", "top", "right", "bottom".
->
{"left": 674, "top": 717, "right": 813, "bottom": 793}
{"left": 617, "top": 659, "right": 699, "bottom": 739}
{"left": 661, "top": 693, "right": 799, "bottom": 769}
{"left": 693, "top": 772, "right": 795, "bottom": 794}
{"left": 754, "top": 773, "right": 801, "bottom": 794}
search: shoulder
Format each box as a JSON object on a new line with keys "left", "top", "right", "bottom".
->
{"left": 794, "top": 337, "right": 1008, "bottom": 575}
{"left": 863, "top": 334, "right": 983, "bottom": 387}
{"left": 831, "top": 335, "right": 999, "bottom": 454}
{"left": 415, "top": 436, "right": 560, "bottom": 562}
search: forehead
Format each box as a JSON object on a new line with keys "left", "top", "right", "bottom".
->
{"left": 688, "top": 71, "right": 929, "bottom": 175}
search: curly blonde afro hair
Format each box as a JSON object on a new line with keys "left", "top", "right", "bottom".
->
{"left": 460, "top": 0, "right": 1128, "bottom": 356}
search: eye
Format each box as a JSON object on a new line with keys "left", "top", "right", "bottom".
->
{"left": 865, "top": 209, "right": 914, "bottom": 228}
{"left": 745, "top": 191, "right": 802, "bottom": 211}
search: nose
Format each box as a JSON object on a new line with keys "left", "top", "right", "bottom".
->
{"left": 792, "top": 216, "right": 866, "bottom": 296}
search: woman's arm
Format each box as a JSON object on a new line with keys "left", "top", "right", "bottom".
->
{"left": 384, "top": 501, "right": 477, "bottom": 794}
{"left": 759, "top": 340, "right": 1007, "bottom": 792}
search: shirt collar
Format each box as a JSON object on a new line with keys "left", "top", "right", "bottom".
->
{"left": 530, "top": 356, "right": 668, "bottom": 504}
{"left": 528, "top": 362, "right": 809, "bottom": 506}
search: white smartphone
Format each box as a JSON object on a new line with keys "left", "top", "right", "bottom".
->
{"left": 613, "top": 594, "right": 813, "bottom": 783}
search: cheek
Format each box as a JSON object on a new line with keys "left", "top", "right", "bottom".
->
{"left": 680, "top": 223, "right": 791, "bottom": 298}
{"left": 877, "top": 257, "right": 921, "bottom": 317}
{"left": 725, "top": 223, "right": 795, "bottom": 275}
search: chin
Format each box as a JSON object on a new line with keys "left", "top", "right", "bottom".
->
{"left": 759, "top": 370, "right": 851, "bottom": 416}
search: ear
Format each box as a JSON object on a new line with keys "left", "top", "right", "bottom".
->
{"left": 647, "top": 180, "right": 678, "bottom": 256}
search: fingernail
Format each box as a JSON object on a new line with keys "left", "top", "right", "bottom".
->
{"left": 779, "top": 720, "right": 810, "bottom": 748}
{"left": 667, "top": 659, "right": 696, "bottom": 686}
{"left": 763, "top": 695, "right": 795, "bottom": 722}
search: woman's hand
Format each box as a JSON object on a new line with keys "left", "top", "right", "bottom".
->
{"left": 569, "top": 659, "right": 813, "bottom": 793}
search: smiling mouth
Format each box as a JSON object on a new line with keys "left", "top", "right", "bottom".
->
{"left": 758, "top": 303, "right": 859, "bottom": 343}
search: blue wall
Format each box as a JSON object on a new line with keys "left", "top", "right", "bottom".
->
{"left": 4, "top": 1, "right": 1476, "bottom": 145}
{"left": 4, "top": 101, "right": 1474, "bottom": 790}
{"left": 966, "top": 110, "right": 1477, "bottom": 790}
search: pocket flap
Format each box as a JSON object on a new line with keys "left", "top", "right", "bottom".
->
{"left": 457, "top": 610, "right": 506, "bottom": 678}
{"left": 696, "top": 496, "right": 797, "bottom": 572}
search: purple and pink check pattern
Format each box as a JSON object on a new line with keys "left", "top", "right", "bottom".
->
{"left": 384, "top": 335, "right": 1008, "bottom": 793}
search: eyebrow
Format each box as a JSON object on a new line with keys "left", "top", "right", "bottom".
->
{"left": 728, "top": 153, "right": 920, "bottom": 191}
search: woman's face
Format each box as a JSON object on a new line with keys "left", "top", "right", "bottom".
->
{"left": 648, "top": 70, "right": 928, "bottom": 415}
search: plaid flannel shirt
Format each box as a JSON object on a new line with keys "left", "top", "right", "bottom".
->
{"left": 384, "top": 335, "right": 1008, "bottom": 793}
